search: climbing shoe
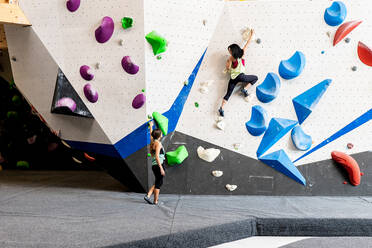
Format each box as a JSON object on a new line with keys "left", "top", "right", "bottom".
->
{"left": 218, "top": 107, "right": 224, "bottom": 117}
{"left": 241, "top": 88, "right": 249, "bottom": 98}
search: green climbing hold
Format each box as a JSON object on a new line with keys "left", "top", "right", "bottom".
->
{"left": 147, "top": 114, "right": 152, "bottom": 120}
{"left": 121, "top": 17, "right": 133, "bottom": 29}
{"left": 152, "top": 111, "right": 168, "bottom": 135}
{"left": 166, "top": 145, "right": 188, "bottom": 165}
{"left": 142, "top": 89, "right": 145, "bottom": 92}
{"left": 16, "top": 161, "right": 30, "bottom": 169}
{"left": 194, "top": 102, "right": 199, "bottom": 108}
{"left": 156, "top": 55, "right": 162, "bottom": 60}
{"left": 6, "top": 111, "right": 18, "bottom": 119}
{"left": 12, "top": 95, "right": 21, "bottom": 106}
{"left": 147, "top": 153, "right": 151, "bottom": 157}
{"left": 145, "top": 31, "right": 167, "bottom": 56}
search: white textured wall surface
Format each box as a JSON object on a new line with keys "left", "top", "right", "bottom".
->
{"left": 178, "top": 0, "right": 372, "bottom": 165}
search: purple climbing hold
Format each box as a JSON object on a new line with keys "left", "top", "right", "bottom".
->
{"left": 83, "top": 83, "right": 99, "bottom": 103}
{"left": 80, "top": 65, "right": 94, "bottom": 81}
{"left": 132, "top": 93, "right": 146, "bottom": 109}
{"left": 66, "top": 0, "right": 80, "bottom": 12}
{"left": 95, "top": 16, "right": 114, "bottom": 43}
{"left": 56, "top": 97, "right": 76, "bottom": 112}
{"left": 122, "top": 56, "right": 139, "bottom": 75}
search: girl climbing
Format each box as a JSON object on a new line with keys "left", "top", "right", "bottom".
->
{"left": 219, "top": 29, "right": 258, "bottom": 117}
{"left": 144, "top": 121, "right": 165, "bottom": 205}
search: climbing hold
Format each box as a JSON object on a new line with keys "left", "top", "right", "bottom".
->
{"left": 347, "top": 143, "right": 353, "bottom": 149}
{"left": 199, "top": 86, "right": 208, "bottom": 94}
{"left": 119, "top": 39, "right": 124, "bottom": 46}
{"left": 95, "top": 62, "right": 101, "bottom": 69}
{"left": 256, "top": 118, "right": 298, "bottom": 158}
{"left": 56, "top": 97, "right": 77, "bottom": 112}
{"left": 242, "top": 28, "right": 254, "bottom": 41}
{"left": 259, "top": 149, "right": 306, "bottom": 186}
{"left": 357, "top": 41, "right": 372, "bottom": 67}
{"left": 66, "top": 0, "right": 80, "bottom": 12}
{"left": 147, "top": 115, "right": 152, "bottom": 120}
{"left": 225, "top": 184, "right": 237, "bottom": 191}
{"left": 216, "top": 120, "right": 225, "bottom": 130}
{"left": 233, "top": 143, "right": 241, "bottom": 150}
{"left": 217, "top": 116, "right": 224, "bottom": 122}
{"left": 12, "top": 95, "right": 21, "bottom": 106}
{"left": 142, "top": 89, "right": 145, "bottom": 92}
{"left": 145, "top": 31, "right": 167, "bottom": 55}
{"left": 256, "top": 72, "right": 281, "bottom": 103}
{"left": 321, "top": 51, "right": 325, "bottom": 54}
{"left": 345, "top": 37, "right": 351, "bottom": 43}
{"left": 291, "top": 126, "right": 312, "bottom": 151}
{"left": 27, "top": 135, "right": 37, "bottom": 145}
{"left": 80, "top": 65, "right": 94, "bottom": 81}
{"left": 147, "top": 153, "right": 151, "bottom": 157}
{"left": 199, "top": 80, "right": 213, "bottom": 94}
{"left": 246, "top": 105, "right": 268, "bottom": 136}
{"left": 11, "top": 56, "right": 16, "bottom": 62}
{"left": 326, "top": 31, "right": 331, "bottom": 38}
{"left": 156, "top": 55, "right": 162, "bottom": 60}
{"left": 212, "top": 170, "right": 223, "bottom": 177}
{"left": 202, "top": 20, "right": 207, "bottom": 26}
{"left": 95, "top": 16, "right": 114, "bottom": 43}
{"left": 324, "top": 1, "right": 347, "bottom": 26}
{"left": 292, "top": 79, "right": 332, "bottom": 124}
{"left": 121, "top": 56, "right": 139, "bottom": 75}
{"left": 343, "top": 181, "right": 347, "bottom": 185}
{"left": 351, "top": 66, "right": 357, "bottom": 71}
{"left": 6, "top": 111, "right": 18, "bottom": 119}
{"left": 72, "top": 157, "right": 83, "bottom": 164}
{"left": 184, "top": 80, "right": 189, "bottom": 86}
{"left": 121, "top": 17, "right": 133, "bottom": 29}
{"left": 361, "top": 172, "right": 364, "bottom": 176}
{"left": 61, "top": 140, "right": 71, "bottom": 148}
{"left": 132, "top": 93, "right": 146, "bottom": 109}
{"left": 197, "top": 146, "right": 220, "bottom": 162}
{"left": 84, "top": 153, "right": 96, "bottom": 162}
{"left": 166, "top": 145, "right": 189, "bottom": 165}
{"left": 256, "top": 38, "right": 261, "bottom": 44}
{"left": 152, "top": 112, "right": 168, "bottom": 135}
{"left": 83, "top": 83, "right": 99, "bottom": 103}
{"left": 331, "top": 151, "right": 360, "bottom": 186}
{"left": 333, "top": 20, "right": 362, "bottom": 46}
{"left": 279, "top": 51, "right": 306, "bottom": 79}
{"left": 16, "top": 161, "right": 30, "bottom": 169}
{"left": 194, "top": 102, "right": 199, "bottom": 108}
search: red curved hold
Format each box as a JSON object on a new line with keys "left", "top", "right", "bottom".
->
{"left": 84, "top": 152, "right": 96, "bottom": 162}
{"left": 333, "top": 21, "right": 362, "bottom": 46}
{"left": 358, "top": 41, "right": 372, "bottom": 67}
{"left": 331, "top": 151, "right": 361, "bottom": 186}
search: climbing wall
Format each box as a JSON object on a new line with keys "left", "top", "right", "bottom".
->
{"left": 178, "top": 0, "right": 372, "bottom": 165}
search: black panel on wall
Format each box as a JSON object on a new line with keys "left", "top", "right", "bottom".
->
{"left": 51, "top": 69, "right": 93, "bottom": 118}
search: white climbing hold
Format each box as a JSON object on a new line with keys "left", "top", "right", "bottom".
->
{"left": 233, "top": 143, "right": 241, "bottom": 150}
{"left": 244, "top": 94, "right": 253, "bottom": 102}
{"left": 200, "top": 86, "right": 209, "bottom": 94}
{"left": 61, "top": 140, "right": 71, "bottom": 148}
{"left": 217, "top": 116, "right": 224, "bottom": 122}
{"left": 72, "top": 157, "right": 82, "bottom": 164}
{"left": 197, "top": 146, "right": 220, "bottom": 162}
{"left": 225, "top": 184, "right": 237, "bottom": 191}
{"left": 119, "top": 39, "right": 124, "bottom": 46}
{"left": 242, "top": 27, "right": 255, "bottom": 41}
{"left": 216, "top": 120, "right": 225, "bottom": 130}
{"left": 212, "top": 170, "right": 223, "bottom": 177}
{"left": 95, "top": 62, "right": 101, "bottom": 69}
{"left": 199, "top": 80, "right": 213, "bottom": 94}
{"left": 184, "top": 80, "right": 189, "bottom": 86}
{"left": 326, "top": 31, "right": 331, "bottom": 38}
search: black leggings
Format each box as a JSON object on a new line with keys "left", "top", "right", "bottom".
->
{"left": 223, "top": 73, "right": 258, "bottom": 101}
{"left": 152, "top": 164, "right": 164, "bottom": 189}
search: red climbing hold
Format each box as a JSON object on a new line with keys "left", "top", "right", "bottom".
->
{"left": 357, "top": 41, "right": 372, "bottom": 67}
{"left": 84, "top": 153, "right": 96, "bottom": 162}
{"left": 347, "top": 143, "right": 354, "bottom": 149}
{"left": 331, "top": 151, "right": 361, "bottom": 186}
{"left": 361, "top": 172, "right": 364, "bottom": 176}
{"left": 343, "top": 181, "right": 347, "bottom": 185}
{"left": 333, "top": 21, "right": 362, "bottom": 46}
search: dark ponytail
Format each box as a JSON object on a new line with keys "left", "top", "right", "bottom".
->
{"left": 150, "top": 129, "right": 162, "bottom": 155}
{"left": 228, "top": 44, "right": 244, "bottom": 59}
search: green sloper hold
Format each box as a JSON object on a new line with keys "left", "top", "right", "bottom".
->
{"left": 121, "top": 17, "right": 133, "bottom": 29}
{"left": 166, "top": 145, "right": 188, "bottom": 165}
{"left": 16, "top": 161, "right": 30, "bottom": 169}
{"left": 145, "top": 31, "right": 167, "bottom": 55}
{"left": 152, "top": 112, "right": 168, "bottom": 135}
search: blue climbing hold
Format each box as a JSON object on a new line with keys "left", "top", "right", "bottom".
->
{"left": 279, "top": 51, "right": 306, "bottom": 80}
{"left": 256, "top": 73, "right": 281, "bottom": 103}
{"left": 259, "top": 149, "right": 306, "bottom": 186}
{"left": 256, "top": 118, "right": 298, "bottom": 158}
{"left": 291, "top": 126, "right": 312, "bottom": 151}
{"left": 324, "top": 1, "right": 347, "bottom": 26}
{"left": 292, "top": 79, "right": 332, "bottom": 124}
{"left": 246, "top": 105, "right": 269, "bottom": 136}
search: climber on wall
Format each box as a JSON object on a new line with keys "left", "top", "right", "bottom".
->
{"left": 218, "top": 29, "right": 258, "bottom": 117}
{"left": 144, "top": 121, "right": 166, "bottom": 205}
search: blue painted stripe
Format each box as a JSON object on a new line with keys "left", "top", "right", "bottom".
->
{"left": 293, "top": 108, "right": 372, "bottom": 163}
{"left": 114, "top": 49, "right": 207, "bottom": 159}
{"left": 65, "top": 140, "right": 121, "bottom": 158}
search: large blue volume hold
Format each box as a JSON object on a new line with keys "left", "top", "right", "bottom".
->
{"left": 246, "top": 105, "right": 269, "bottom": 136}
{"left": 324, "top": 1, "right": 347, "bottom": 26}
{"left": 279, "top": 51, "right": 306, "bottom": 80}
{"left": 292, "top": 79, "right": 332, "bottom": 124}
{"left": 256, "top": 72, "right": 281, "bottom": 103}
{"left": 259, "top": 149, "right": 306, "bottom": 186}
{"left": 256, "top": 118, "right": 298, "bottom": 158}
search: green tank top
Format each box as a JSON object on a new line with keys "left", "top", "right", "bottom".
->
{"left": 230, "top": 58, "right": 245, "bottom": 80}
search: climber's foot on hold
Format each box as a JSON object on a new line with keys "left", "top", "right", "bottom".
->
{"left": 241, "top": 88, "right": 249, "bottom": 98}
{"left": 218, "top": 107, "right": 224, "bottom": 117}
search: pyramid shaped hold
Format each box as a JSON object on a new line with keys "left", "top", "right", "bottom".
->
{"left": 279, "top": 51, "right": 306, "bottom": 80}
{"left": 256, "top": 72, "right": 281, "bottom": 103}
{"left": 324, "top": 1, "right": 347, "bottom": 26}
{"left": 166, "top": 145, "right": 188, "bottom": 165}
{"left": 292, "top": 79, "right": 332, "bottom": 124}
{"left": 145, "top": 31, "right": 167, "bottom": 56}
{"left": 246, "top": 105, "right": 269, "bottom": 136}
{"left": 152, "top": 112, "right": 168, "bottom": 135}
{"left": 256, "top": 118, "right": 298, "bottom": 157}
{"left": 259, "top": 149, "right": 306, "bottom": 186}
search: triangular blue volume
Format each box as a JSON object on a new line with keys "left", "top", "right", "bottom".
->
{"left": 256, "top": 118, "right": 298, "bottom": 158}
{"left": 292, "top": 79, "right": 332, "bottom": 124}
{"left": 259, "top": 149, "right": 306, "bottom": 186}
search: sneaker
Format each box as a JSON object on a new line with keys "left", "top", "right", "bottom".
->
{"left": 241, "top": 88, "right": 249, "bottom": 98}
{"left": 144, "top": 195, "right": 153, "bottom": 205}
{"left": 218, "top": 107, "right": 225, "bottom": 117}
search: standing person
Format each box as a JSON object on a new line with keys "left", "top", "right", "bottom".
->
{"left": 144, "top": 121, "right": 165, "bottom": 205}
{"left": 218, "top": 29, "right": 258, "bottom": 117}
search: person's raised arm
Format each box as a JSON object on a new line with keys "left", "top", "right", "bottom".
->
{"left": 242, "top": 29, "right": 254, "bottom": 55}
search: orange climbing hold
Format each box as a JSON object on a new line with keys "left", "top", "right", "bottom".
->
{"left": 84, "top": 153, "right": 96, "bottom": 162}
{"left": 357, "top": 41, "right": 372, "bottom": 67}
{"left": 331, "top": 151, "right": 361, "bottom": 186}
{"left": 333, "top": 20, "right": 362, "bottom": 46}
